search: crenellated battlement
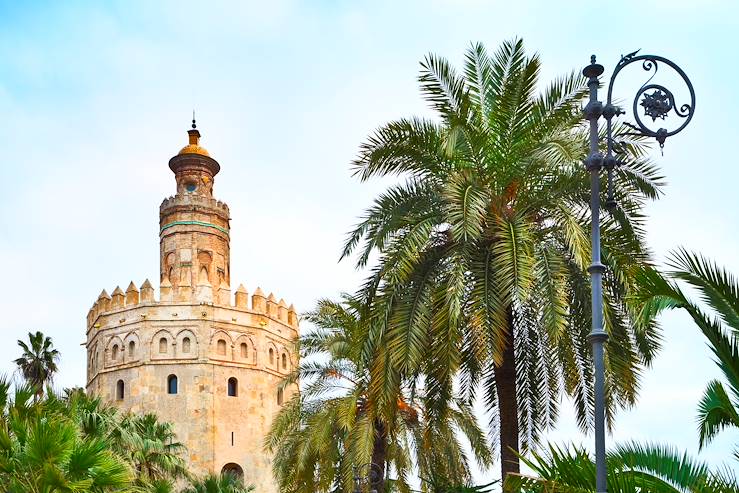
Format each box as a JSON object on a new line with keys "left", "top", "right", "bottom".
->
{"left": 160, "top": 194, "right": 230, "bottom": 214}
{"left": 88, "top": 280, "right": 299, "bottom": 331}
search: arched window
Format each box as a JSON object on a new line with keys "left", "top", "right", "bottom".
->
{"left": 227, "top": 377, "right": 238, "bottom": 397}
{"left": 182, "top": 337, "right": 191, "bottom": 353}
{"left": 281, "top": 353, "right": 287, "bottom": 370}
{"left": 217, "top": 339, "right": 227, "bottom": 355}
{"left": 159, "top": 337, "right": 168, "bottom": 353}
{"left": 116, "top": 380, "right": 124, "bottom": 400}
{"left": 128, "top": 341, "right": 136, "bottom": 358}
{"left": 277, "top": 387, "right": 284, "bottom": 406}
{"left": 269, "top": 348, "right": 274, "bottom": 365}
{"left": 167, "top": 374, "right": 178, "bottom": 394}
{"left": 240, "top": 343, "right": 247, "bottom": 358}
{"left": 112, "top": 344, "right": 119, "bottom": 361}
{"left": 221, "top": 463, "right": 244, "bottom": 479}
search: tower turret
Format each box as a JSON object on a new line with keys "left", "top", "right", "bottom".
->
{"left": 160, "top": 121, "right": 231, "bottom": 304}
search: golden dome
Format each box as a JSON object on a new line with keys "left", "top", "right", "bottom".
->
{"left": 178, "top": 144, "right": 210, "bottom": 157}
{"left": 177, "top": 125, "right": 210, "bottom": 157}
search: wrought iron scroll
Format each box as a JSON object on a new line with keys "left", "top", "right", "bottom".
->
{"left": 601, "top": 51, "right": 695, "bottom": 208}
{"left": 606, "top": 51, "right": 696, "bottom": 148}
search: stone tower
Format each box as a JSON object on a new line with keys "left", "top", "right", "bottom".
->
{"left": 85, "top": 122, "right": 298, "bottom": 492}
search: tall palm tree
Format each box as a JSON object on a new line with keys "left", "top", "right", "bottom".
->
{"left": 502, "top": 442, "right": 738, "bottom": 493}
{"left": 182, "top": 473, "right": 255, "bottom": 493}
{"left": 13, "top": 330, "right": 60, "bottom": 397}
{"left": 343, "top": 39, "right": 664, "bottom": 479}
{"left": 265, "top": 296, "right": 492, "bottom": 493}
{"left": 635, "top": 249, "right": 739, "bottom": 459}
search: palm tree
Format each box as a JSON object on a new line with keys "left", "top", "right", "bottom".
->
{"left": 182, "top": 473, "right": 255, "bottom": 493}
{"left": 343, "top": 39, "right": 663, "bottom": 479}
{"left": 55, "top": 387, "right": 120, "bottom": 442}
{"left": 115, "top": 413, "right": 188, "bottom": 484}
{"left": 139, "top": 479, "right": 177, "bottom": 493}
{"left": 502, "top": 442, "right": 738, "bottom": 493}
{"left": 45, "top": 388, "right": 188, "bottom": 490}
{"left": 265, "top": 296, "right": 492, "bottom": 493}
{"left": 635, "top": 249, "right": 739, "bottom": 459}
{"left": 0, "top": 379, "right": 134, "bottom": 492}
{"left": 13, "top": 330, "right": 60, "bottom": 397}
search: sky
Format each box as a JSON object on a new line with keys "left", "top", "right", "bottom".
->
{"left": 1, "top": 0, "right": 738, "bottom": 483}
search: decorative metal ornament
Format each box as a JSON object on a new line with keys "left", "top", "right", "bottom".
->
{"left": 640, "top": 89, "right": 671, "bottom": 121}
{"left": 605, "top": 51, "right": 696, "bottom": 148}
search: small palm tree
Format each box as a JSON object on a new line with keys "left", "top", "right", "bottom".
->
{"left": 116, "top": 413, "right": 188, "bottom": 483}
{"left": 13, "top": 330, "right": 60, "bottom": 397}
{"left": 56, "top": 387, "right": 120, "bottom": 441}
{"left": 0, "top": 379, "right": 133, "bottom": 493}
{"left": 46, "top": 389, "right": 188, "bottom": 490}
{"left": 636, "top": 249, "right": 739, "bottom": 459}
{"left": 182, "top": 473, "right": 255, "bottom": 493}
{"left": 502, "top": 442, "right": 738, "bottom": 493}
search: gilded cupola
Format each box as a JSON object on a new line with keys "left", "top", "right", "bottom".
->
{"left": 178, "top": 119, "right": 210, "bottom": 157}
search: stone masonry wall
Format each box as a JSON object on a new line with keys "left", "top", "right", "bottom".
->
{"left": 86, "top": 285, "right": 298, "bottom": 493}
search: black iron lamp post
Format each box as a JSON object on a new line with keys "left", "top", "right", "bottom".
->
{"left": 582, "top": 51, "right": 695, "bottom": 493}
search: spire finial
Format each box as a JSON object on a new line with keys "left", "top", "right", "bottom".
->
{"left": 187, "top": 111, "right": 201, "bottom": 146}
{"left": 583, "top": 54, "right": 604, "bottom": 79}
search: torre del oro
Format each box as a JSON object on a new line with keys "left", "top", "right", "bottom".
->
{"left": 85, "top": 122, "right": 298, "bottom": 492}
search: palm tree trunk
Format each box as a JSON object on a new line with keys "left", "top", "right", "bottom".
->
{"left": 371, "top": 419, "right": 387, "bottom": 493}
{"left": 494, "top": 310, "right": 520, "bottom": 481}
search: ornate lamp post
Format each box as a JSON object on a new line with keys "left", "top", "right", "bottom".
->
{"left": 582, "top": 51, "right": 695, "bottom": 493}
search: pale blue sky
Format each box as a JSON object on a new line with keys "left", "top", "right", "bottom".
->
{"left": 1, "top": 0, "right": 738, "bottom": 482}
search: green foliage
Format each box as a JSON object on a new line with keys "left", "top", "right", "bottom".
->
{"left": 422, "top": 477, "right": 498, "bottom": 493}
{"left": 635, "top": 249, "right": 739, "bottom": 460}
{"left": 182, "top": 473, "right": 254, "bottom": 493}
{"left": 0, "top": 372, "right": 200, "bottom": 492}
{"left": 115, "top": 413, "right": 188, "bottom": 484}
{"left": 502, "top": 442, "right": 739, "bottom": 493}
{"left": 139, "top": 478, "right": 177, "bottom": 493}
{"left": 343, "top": 39, "right": 663, "bottom": 476}
{"left": 265, "top": 295, "right": 492, "bottom": 493}
{"left": 46, "top": 388, "right": 188, "bottom": 488}
{"left": 0, "top": 379, "right": 133, "bottom": 493}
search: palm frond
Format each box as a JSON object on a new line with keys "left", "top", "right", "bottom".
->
{"left": 668, "top": 248, "right": 739, "bottom": 332}
{"left": 697, "top": 379, "right": 739, "bottom": 449}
